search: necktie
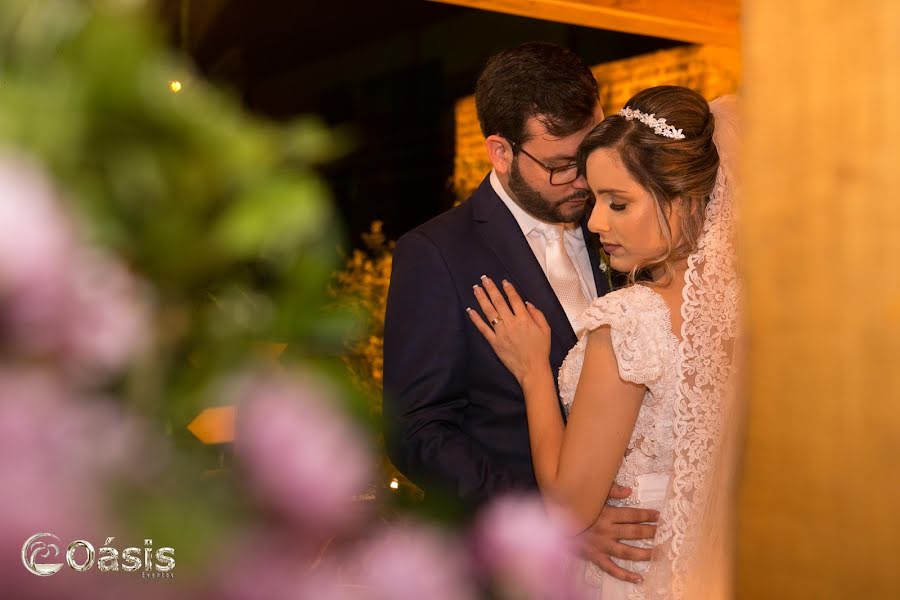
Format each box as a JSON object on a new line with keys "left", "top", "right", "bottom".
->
{"left": 534, "top": 223, "right": 591, "bottom": 332}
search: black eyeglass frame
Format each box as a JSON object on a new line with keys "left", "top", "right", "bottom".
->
{"left": 510, "top": 141, "right": 580, "bottom": 186}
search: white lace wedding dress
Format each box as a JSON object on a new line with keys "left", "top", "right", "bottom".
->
{"left": 555, "top": 96, "right": 741, "bottom": 600}
{"left": 559, "top": 284, "right": 680, "bottom": 600}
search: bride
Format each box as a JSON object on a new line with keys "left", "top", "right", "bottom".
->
{"left": 468, "top": 86, "right": 741, "bottom": 599}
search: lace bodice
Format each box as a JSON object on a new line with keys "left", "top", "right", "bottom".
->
{"left": 559, "top": 284, "right": 680, "bottom": 498}
{"left": 558, "top": 284, "right": 681, "bottom": 598}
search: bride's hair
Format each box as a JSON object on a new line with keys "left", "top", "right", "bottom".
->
{"left": 576, "top": 85, "right": 720, "bottom": 285}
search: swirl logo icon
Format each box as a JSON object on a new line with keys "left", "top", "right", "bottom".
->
{"left": 22, "top": 533, "right": 64, "bottom": 576}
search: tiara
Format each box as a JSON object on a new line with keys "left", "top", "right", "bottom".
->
{"left": 619, "top": 107, "right": 685, "bottom": 140}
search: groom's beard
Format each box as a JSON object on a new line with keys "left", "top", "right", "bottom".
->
{"left": 508, "top": 156, "right": 591, "bottom": 224}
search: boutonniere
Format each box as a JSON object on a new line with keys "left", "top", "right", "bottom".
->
{"left": 598, "top": 248, "right": 614, "bottom": 291}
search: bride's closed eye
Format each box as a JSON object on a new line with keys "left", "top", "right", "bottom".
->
{"left": 593, "top": 189, "right": 629, "bottom": 212}
{"left": 605, "top": 196, "right": 627, "bottom": 211}
{"left": 599, "top": 192, "right": 627, "bottom": 212}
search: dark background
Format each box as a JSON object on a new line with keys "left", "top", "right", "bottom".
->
{"left": 162, "top": 0, "right": 683, "bottom": 249}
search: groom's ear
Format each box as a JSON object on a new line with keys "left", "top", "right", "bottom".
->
{"left": 485, "top": 135, "right": 514, "bottom": 176}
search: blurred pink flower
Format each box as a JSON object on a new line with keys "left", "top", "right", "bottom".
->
{"left": 234, "top": 371, "right": 375, "bottom": 534}
{"left": 473, "top": 494, "right": 583, "bottom": 600}
{"left": 63, "top": 247, "right": 151, "bottom": 379}
{"left": 345, "top": 522, "right": 477, "bottom": 600}
{"left": 0, "top": 369, "right": 167, "bottom": 600}
{"left": 212, "top": 522, "right": 477, "bottom": 600}
{"left": 0, "top": 154, "right": 150, "bottom": 378}
{"left": 0, "top": 154, "right": 76, "bottom": 356}
{"left": 209, "top": 527, "right": 361, "bottom": 600}
{"left": 0, "top": 371, "right": 104, "bottom": 534}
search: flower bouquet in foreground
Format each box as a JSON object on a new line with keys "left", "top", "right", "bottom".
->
{"left": 0, "top": 1, "right": 588, "bottom": 598}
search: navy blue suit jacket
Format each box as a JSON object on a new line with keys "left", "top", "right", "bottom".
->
{"left": 383, "top": 175, "right": 609, "bottom": 508}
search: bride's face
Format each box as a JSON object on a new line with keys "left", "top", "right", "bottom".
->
{"left": 585, "top": 148, "right": 683, "bottom": 273}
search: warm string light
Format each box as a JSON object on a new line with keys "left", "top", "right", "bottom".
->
{"left": 389, "top": 478, "right": 399, "bottom": 491}
{"left": 168, "top": 80, "right": 182, "bottom": 94}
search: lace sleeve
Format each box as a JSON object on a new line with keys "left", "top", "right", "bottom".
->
{"left": 580, "top": 285, "right": 670, "bottom": 388}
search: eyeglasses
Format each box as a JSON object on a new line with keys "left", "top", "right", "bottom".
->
{"left": 511, "top": 142, "right": 580, "bottom": 186}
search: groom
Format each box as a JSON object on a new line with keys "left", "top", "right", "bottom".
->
{"left": 383, "top": 42, "right": 657, "bottom": 583}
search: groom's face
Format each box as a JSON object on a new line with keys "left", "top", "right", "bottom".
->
{"left": 508, "top": 108, "right": 602, "bottom": 224}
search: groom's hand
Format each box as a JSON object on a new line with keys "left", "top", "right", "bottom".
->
{"left": 577, "top": 484, "right": 660, "bottom": 584}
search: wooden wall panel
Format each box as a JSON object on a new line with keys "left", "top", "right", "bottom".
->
{"left": 738, "top": 1, "right": 900, "bottom": 597}
{"left": 431, "top": 0, "right": 739, "bottom": 47}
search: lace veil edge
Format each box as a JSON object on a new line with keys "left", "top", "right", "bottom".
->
{"left": 641, "top": 95, "right": 744, "bottom": 600}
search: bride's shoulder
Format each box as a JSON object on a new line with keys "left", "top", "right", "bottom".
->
{"left": 588, "top": 284, "right": 661, "bottom": 312}
{"left": 581, "top": 285, "right": 667, "bottom": 332}
{"left": 580, "top": 285, "right": 672, "bottom": 386}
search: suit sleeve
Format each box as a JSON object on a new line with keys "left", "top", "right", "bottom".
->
{"left": 382, "top": 231, "right": 524, "bottom": 505}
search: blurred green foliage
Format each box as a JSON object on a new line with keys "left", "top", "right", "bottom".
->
{"left": 0, "top": 0, "right": 368, "bottom": 569}
{"left": 0, "top": 0, "right": 360, "bottom": 411}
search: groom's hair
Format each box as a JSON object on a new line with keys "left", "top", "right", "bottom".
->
{"left": 475, "top": 42, "right": 599, "bottom": 145}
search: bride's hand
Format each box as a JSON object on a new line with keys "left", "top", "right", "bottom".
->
{"left": 467, "top": 276, "right": 551, "bottom": 386}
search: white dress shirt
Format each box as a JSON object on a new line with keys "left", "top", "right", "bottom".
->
{"left": 490, "top": 171, "right": 599, "bottom": 328}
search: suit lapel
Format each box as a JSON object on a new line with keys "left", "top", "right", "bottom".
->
{"left": 471, "top": 178, "right": 577, "bottom": 364}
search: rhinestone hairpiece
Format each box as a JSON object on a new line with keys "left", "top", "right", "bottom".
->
{"left": 619, "top": 107, "right": 685, "bottom": 140}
